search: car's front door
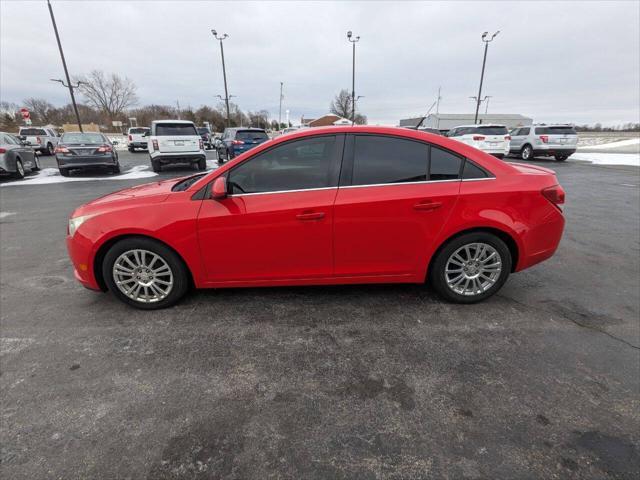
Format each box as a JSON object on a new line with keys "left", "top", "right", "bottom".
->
{"left": 333, "top": 135, "right": 462, "bottom": 279}
{"left": 197, "top": 134, "right": 344, "bottom": 283}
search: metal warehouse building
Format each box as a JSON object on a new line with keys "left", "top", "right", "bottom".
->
{"left": 399, "top": 113, "right": 533, "bottom": 130}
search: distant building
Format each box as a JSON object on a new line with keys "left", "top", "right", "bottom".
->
{"left": 399, "top": 113, "right": 533, "bottom": 130}
{"left": 303, "top": 114, "right": 351, "bottom": 127}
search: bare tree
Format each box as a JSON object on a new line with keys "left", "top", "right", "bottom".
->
{"left": 330, "top": 89, "right": 367, "bottom": 124}
{"left": 23, "top": 98, "right": 56, "bottom": 125}
{"left": 77, "top": 70, "right": 138, "bottom": 123}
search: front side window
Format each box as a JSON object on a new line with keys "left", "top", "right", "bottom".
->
{"left": 430, "top": 146, "right": 462, "bottom": 181}
{"left": 155, "top": 123, "right": 197, "bottom": 136}
{"left": 352, "top": 135, "right": 428, "bottom": 185}
{"left": 228, "top": 136, "right": 337, "bottom": 194}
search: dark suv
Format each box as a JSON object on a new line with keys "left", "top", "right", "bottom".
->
{"left": 197, "top": 127, "right": 213, "bottom": 150}
{"left": 217, "top": 128, "right": 269, "bottom": 164}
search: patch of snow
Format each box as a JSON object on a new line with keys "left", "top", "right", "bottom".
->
{"left": 571, "top": 152, "right": 640, "bottom": 167}
{"left": 0, "top": 212, "right": 16, "bottom": 219}
{"left": 1, "top": 165, "right": 158, "bottom": 187}
{"left": 577, "top": 138, "right": 640, "bottom": 150}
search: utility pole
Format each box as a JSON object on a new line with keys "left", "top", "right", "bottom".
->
{"left": 278, "top": 82, "right": 283, "bottom": 129}
{"left": 347, "top": 30, "right": 360, "bottom": 125}
{"left": 484, "top": 95, "right": 492, "bottom": 114}
{"left": 211, "top": 29, "right": 231, "bottom": 127}
{"left": 435, "top": 86, "right": 442, "bottom": 128}
{"left": 47, "top": 0, "right": 83, "bottom": 132}
{"left": 474, "top": 31, "right": 499, "bottom": 124}
{"left": 176, "top": 100, "right": 181, "bottom": 119}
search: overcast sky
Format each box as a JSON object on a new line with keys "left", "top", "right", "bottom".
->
{"left": 1, "top": 0, "right": 639, "bottom": 125}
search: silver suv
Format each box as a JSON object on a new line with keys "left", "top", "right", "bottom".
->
{"left": 509, "top": 124, "right": 578, "bottom": 161}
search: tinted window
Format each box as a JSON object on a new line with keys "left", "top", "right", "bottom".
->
{"left": 462, "top": 160, "right": 489, "bottom": 179}
{"left": 475, "top": 126, "right": 508, "bottom": 135}
{"left": 20, "top": 128, "right": 46, "bottom": 136}
{"left": 155, "top": 123, "right": 197, "bottom": 136}
{"left": 519, "top": 127, "right": 530, "bottom": 135}
{"left": 197, "top": 128, "right": 210, "bottom": 134}
{"left": 2, "top": 134, "right": 17, "bottom": 145}
{"left": 61, "top": 132, "right": 105, "bottom": 144}
{"left": 236, "top": 130, "right": 268, "bottom": 141}
{"left": 229, "top": 136, "right": 336, "bottom": 194}
{"left": 352, "top": 135, "right": 428, "bottom": 185}
{"left": 130, "top": 128, "right": 149, "bottom": 134}
{"left": 430, "top": 147, "right": 462, "bottom": 180}
{"left": 535, "top": 126, "right": 577, "bottom": 135}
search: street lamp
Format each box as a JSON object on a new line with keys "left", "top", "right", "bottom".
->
{"left": 347, "top": 30, "right": 360, "bottom": 125}
{"left": 473, "top": 31, "right": 499, "bottom": 124}
{"left": 47, "top": 0, "right": 83, "bottom": 132}
{"left": 211, "top": 29, "right": 232, "bottom": 127}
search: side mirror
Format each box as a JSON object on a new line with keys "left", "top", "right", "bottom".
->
{"left": 112, "top": 140, "right": 119, "bottom": 145}
{"left": 210, "top": 176, "right": 227, "bottom": 199}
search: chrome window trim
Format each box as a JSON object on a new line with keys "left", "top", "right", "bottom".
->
{"left": 228, "top": 186, "right": 338, "bottom": 197}
{"left": 339, "top": 178, "right": 460, "bottom": 189}
{"left": 461, "top": 177, "right": 496, "bottom": 182}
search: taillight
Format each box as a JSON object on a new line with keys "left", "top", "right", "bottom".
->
{"left": 540, "top": 135, "right": 549, "bottom": 143}
{"left": 542, "top": 185, "right": 565, "bottom": 209}
{"left": 54, "top": 146, "right": 70, "bottom": 154}
{"left": 128, "top": 135, "right": 133, "bottom": 141}
{"left": 152, "top": 139, "right": 159, "bottom": 151}
{"left": 472, "top": 135, "right": 485, "bottom": 141}
{"left": 232, "top": 140, "right": 244, "bottom": 145}
{"left": 505, "top": 135, "right": 511, "bottom": 141}
{"left": 36, "top": 136, "right": 41, "bottom": 144}
{"left": 97, "top": 145, "right": 112, "bottom": 153}
{"left": 0, "top": 148, "right": 6, "bottom": 154}
{"left": 199, "top": 139, "right": 204, "bottom": 150}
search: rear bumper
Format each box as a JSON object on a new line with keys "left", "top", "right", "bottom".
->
{"left": 128, "top": 142, "right": 148, "bottom": 148}
{"left": 516, "top": 208, "right": 565, "bottom": 271}
{"left": 151, "top": 153, "right": 205, "bottom": 164}
{"left": 56, "top": 155, "right": 118, "bottom": 169}
{"left": 533, "top": 147, "right": 576, "bottom": 156}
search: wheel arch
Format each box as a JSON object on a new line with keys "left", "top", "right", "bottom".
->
{"left": 93, "top": 234, "right": 195, "bottom": 291}
{"left": 426, "top": 226, "right": 520, "bottom": 281}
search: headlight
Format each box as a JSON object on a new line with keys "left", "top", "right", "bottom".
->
{"left": 68, "top": 214, "right": 95, "bottom": 237}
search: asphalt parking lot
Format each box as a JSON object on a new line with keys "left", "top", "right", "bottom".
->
{"left": 1, "top": 150, "right": 639, "bottom": 479}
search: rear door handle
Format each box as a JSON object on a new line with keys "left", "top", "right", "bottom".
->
{"left": 413, "top": 201, "right": 442, "bottom": 212}
{"left": 296, "top": 211, "right": 325, "bottom": 221}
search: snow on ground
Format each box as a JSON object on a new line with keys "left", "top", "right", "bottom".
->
{"left": 0, "top": 212, "right": 16, "bottom": 219}
{"left": 577, "top": 137, "right": 639, "bottom": 150}
{"left": 571, "top": 152, "right": 640, "bottom": 167}
{"left": 1, "top": 165, "right": 158, "bottom": 187}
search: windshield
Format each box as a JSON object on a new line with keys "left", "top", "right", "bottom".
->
{"left": 61, "top": 132, "right": 105, "bottom": 144}
{"left": 20, "top": 128, "right": 46, "bottom": 136}
{"left": 236, "top": 130, "right": 268, "bottom": 141}
{"left": 129, "top": 128, "right": 149, "bottom": 134}
{"left": 171, "top": 173, "right": 207, "bottom": 192}
{"left": 197, "top": 128, "right": 210, "bottom": 134}
{"left": 475, "top": 126, "right": 508, "bottom": 135}
{"left": 536, "top": 126, "right": 577, "bottom": 135}
{"left": 155, "top": 123, "right": 197, "bottom": 136}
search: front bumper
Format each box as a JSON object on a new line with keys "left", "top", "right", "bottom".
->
{"left": 66, "top": 234, "right": 102, "bottom": 291}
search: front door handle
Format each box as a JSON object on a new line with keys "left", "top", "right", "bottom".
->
{"left": 296, "top": 211, "right": 325, "bottom": 221}
{"left": 413, "top": 201, "right": 442, "bottom": 212}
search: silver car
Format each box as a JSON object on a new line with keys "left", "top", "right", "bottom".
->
{"left": 509, "top": 124, "right": 578, "bottom": 161}
{"left": 0, "top": 132, "right": 40, "bottom": 179}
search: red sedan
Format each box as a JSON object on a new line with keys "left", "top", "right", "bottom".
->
{"left": 66, "top": 126, "right": 565, "bottom": 309}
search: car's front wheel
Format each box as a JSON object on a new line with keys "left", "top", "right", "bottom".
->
{"left": 47, "top": 143, "right": 55, "bottom": 156}
{"left": 521, "top": 144, "right": 533, "bottom": 161}
{"left": 429, "top": 232, "right": 512, "bottom": 303}
{"left": 14, "top": 159, "right": 25, "bottom": 179}
{"left": 102, "top": 237, "right": 189, "bottom": 309}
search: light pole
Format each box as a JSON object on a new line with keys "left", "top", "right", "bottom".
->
{"left": 211, "top": 29, "right": 231, "bottom": 127}
{"left": 47, "top": 0, "right": 83, "bottom": 132}
{"left": 347, "top": 30, "right": 360, "bottom": 125}
{"left": 473, "top": 31, "right": 499, "bottom": 124}
{"left": 278, "top": 82, "right": 284, "bottom": 130}
{"left": 484, "top": 95, "right": 493, "bottom": 114}
{"left": 50, "top": 79, "right": 84, "bottom": 130}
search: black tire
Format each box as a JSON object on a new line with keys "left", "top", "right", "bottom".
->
{"left": 554, "top": 154, "right": 568, "bottom": 162}
{"left": 112, "top": 163, "right": 121, "bottom": 174}
{"left": 216, "top": 149, "right": 225, "bottom": 164}
{"left": 151, "top": 159, "right": 161, "bottom": 172}
{"left": 520, "top": 144, "right": 533, "bottom": 161}
{"left": 429, "top": 232, "right": 512, "bottom": 304}
{"left": 102, "top": 237, "right": 189, "bottom": 309}
{"left": 59, "top": 168, "right": 69, "bottom": 177}
{"left": 32, "top": 156, "right": 41, "bottom": 171}
{"left": 46, "top": 143, "right": 55, "bottom": 156}
{"left": 197, "top": 157, "right": 207, "bottom": 170}
{"left": 14, "top": 159, "right": 25, "bottom": 179}
{"left": 128, "top": 146, "right": 135, "bottom": 153}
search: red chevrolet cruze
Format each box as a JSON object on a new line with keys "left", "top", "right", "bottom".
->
{"left": 66, "top": 126, "right": 565, "bottom": 309}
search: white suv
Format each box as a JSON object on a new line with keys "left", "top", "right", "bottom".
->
{"left": 148, "top": 120, "right": 206, "bottom": 172}
{"left": 18, "top": 126, "right": 59, "bottom": 156}
{"left": 447, "top": 124, "right": 510, "bottom": 158}
{"left": 127, "top": 127, "right": 150, "bottom": 152}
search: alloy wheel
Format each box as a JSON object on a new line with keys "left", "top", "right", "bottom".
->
{"left": 444, "top": 243, "right": 502, "bottom": 296}
{"left": 16, "top": 161, "right": 24, "bottom": 177}
{"left": 112, "top": 249, "right": 174, "bottom": 303}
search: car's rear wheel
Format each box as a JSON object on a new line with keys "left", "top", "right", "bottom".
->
{"left": 197, "top": 158, "right": 207, "bottom": 170}
{"left": 47, "top": 143, "right": 55, "bottom": 156}
{"left": 429, "top": 232, "right": 511, "bottom": 303}
{"left": 103, "top": 237, "right": 189, "bottom": 309}
{"left": 151, "top": 159, "right": 161, "bottom": 172}
{"left": 14, "top": 159, "right": 25, "bottom": 179}
{"left": 32, "top": 157, "right": 41, "bottom": 171}
{"left": 112, "top": 163, "right": 121, "bottom": 174}
{"left": 554, "top": 154, "right": 568, "bottom": 162}
{"left": 59, "top": 168, "right": 70, "bottom": 177}
{"left": 521, "top": 144, "right": 533, "bottom": 161}
{"left": 217, "top": 149, "right": 225, "bottom": 164}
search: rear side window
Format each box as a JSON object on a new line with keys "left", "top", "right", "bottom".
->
{"left": 155, "top": 123, "right": 197, "bottom": 136}
{"left": 475, "top": 126, "right": 508, "bottom": 135}
{"left": 535, "top": 126, "right": 577, "bottom": 135}
{"left": 20, "top": 128, "right": 46, "bottom": 136}
{"left": 462, "top": 160, "right": 489, "bottom": 180}
{"left": 352, "top": 135, "right": 428, "bottom": 185}
{"left": 228, "top": 136, "right": 337, "bottom": 194}
{"left": 236, "top": 130, "right": 268, "bottom": 141}
{"left": 430, "top": 147, "right": 462, "bottom": 180}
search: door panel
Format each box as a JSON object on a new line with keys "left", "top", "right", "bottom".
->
{"left": 333, "top": 181, "right": 460, "bottom": 277}
{"left": 197, "top": 189, "right": 336, "bottom": 282}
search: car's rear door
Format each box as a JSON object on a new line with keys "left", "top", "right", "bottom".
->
{"left": 539, "top": 126, "right": 578, "bottom": 149}
{"left": 156, "top": 123, "right": 199, "bottom": 153}
{"left": 333, "top": 134, "right": 461, "bottom": 279}
{"left": 196, "top": 134, "right": 344, "bottom": 283}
